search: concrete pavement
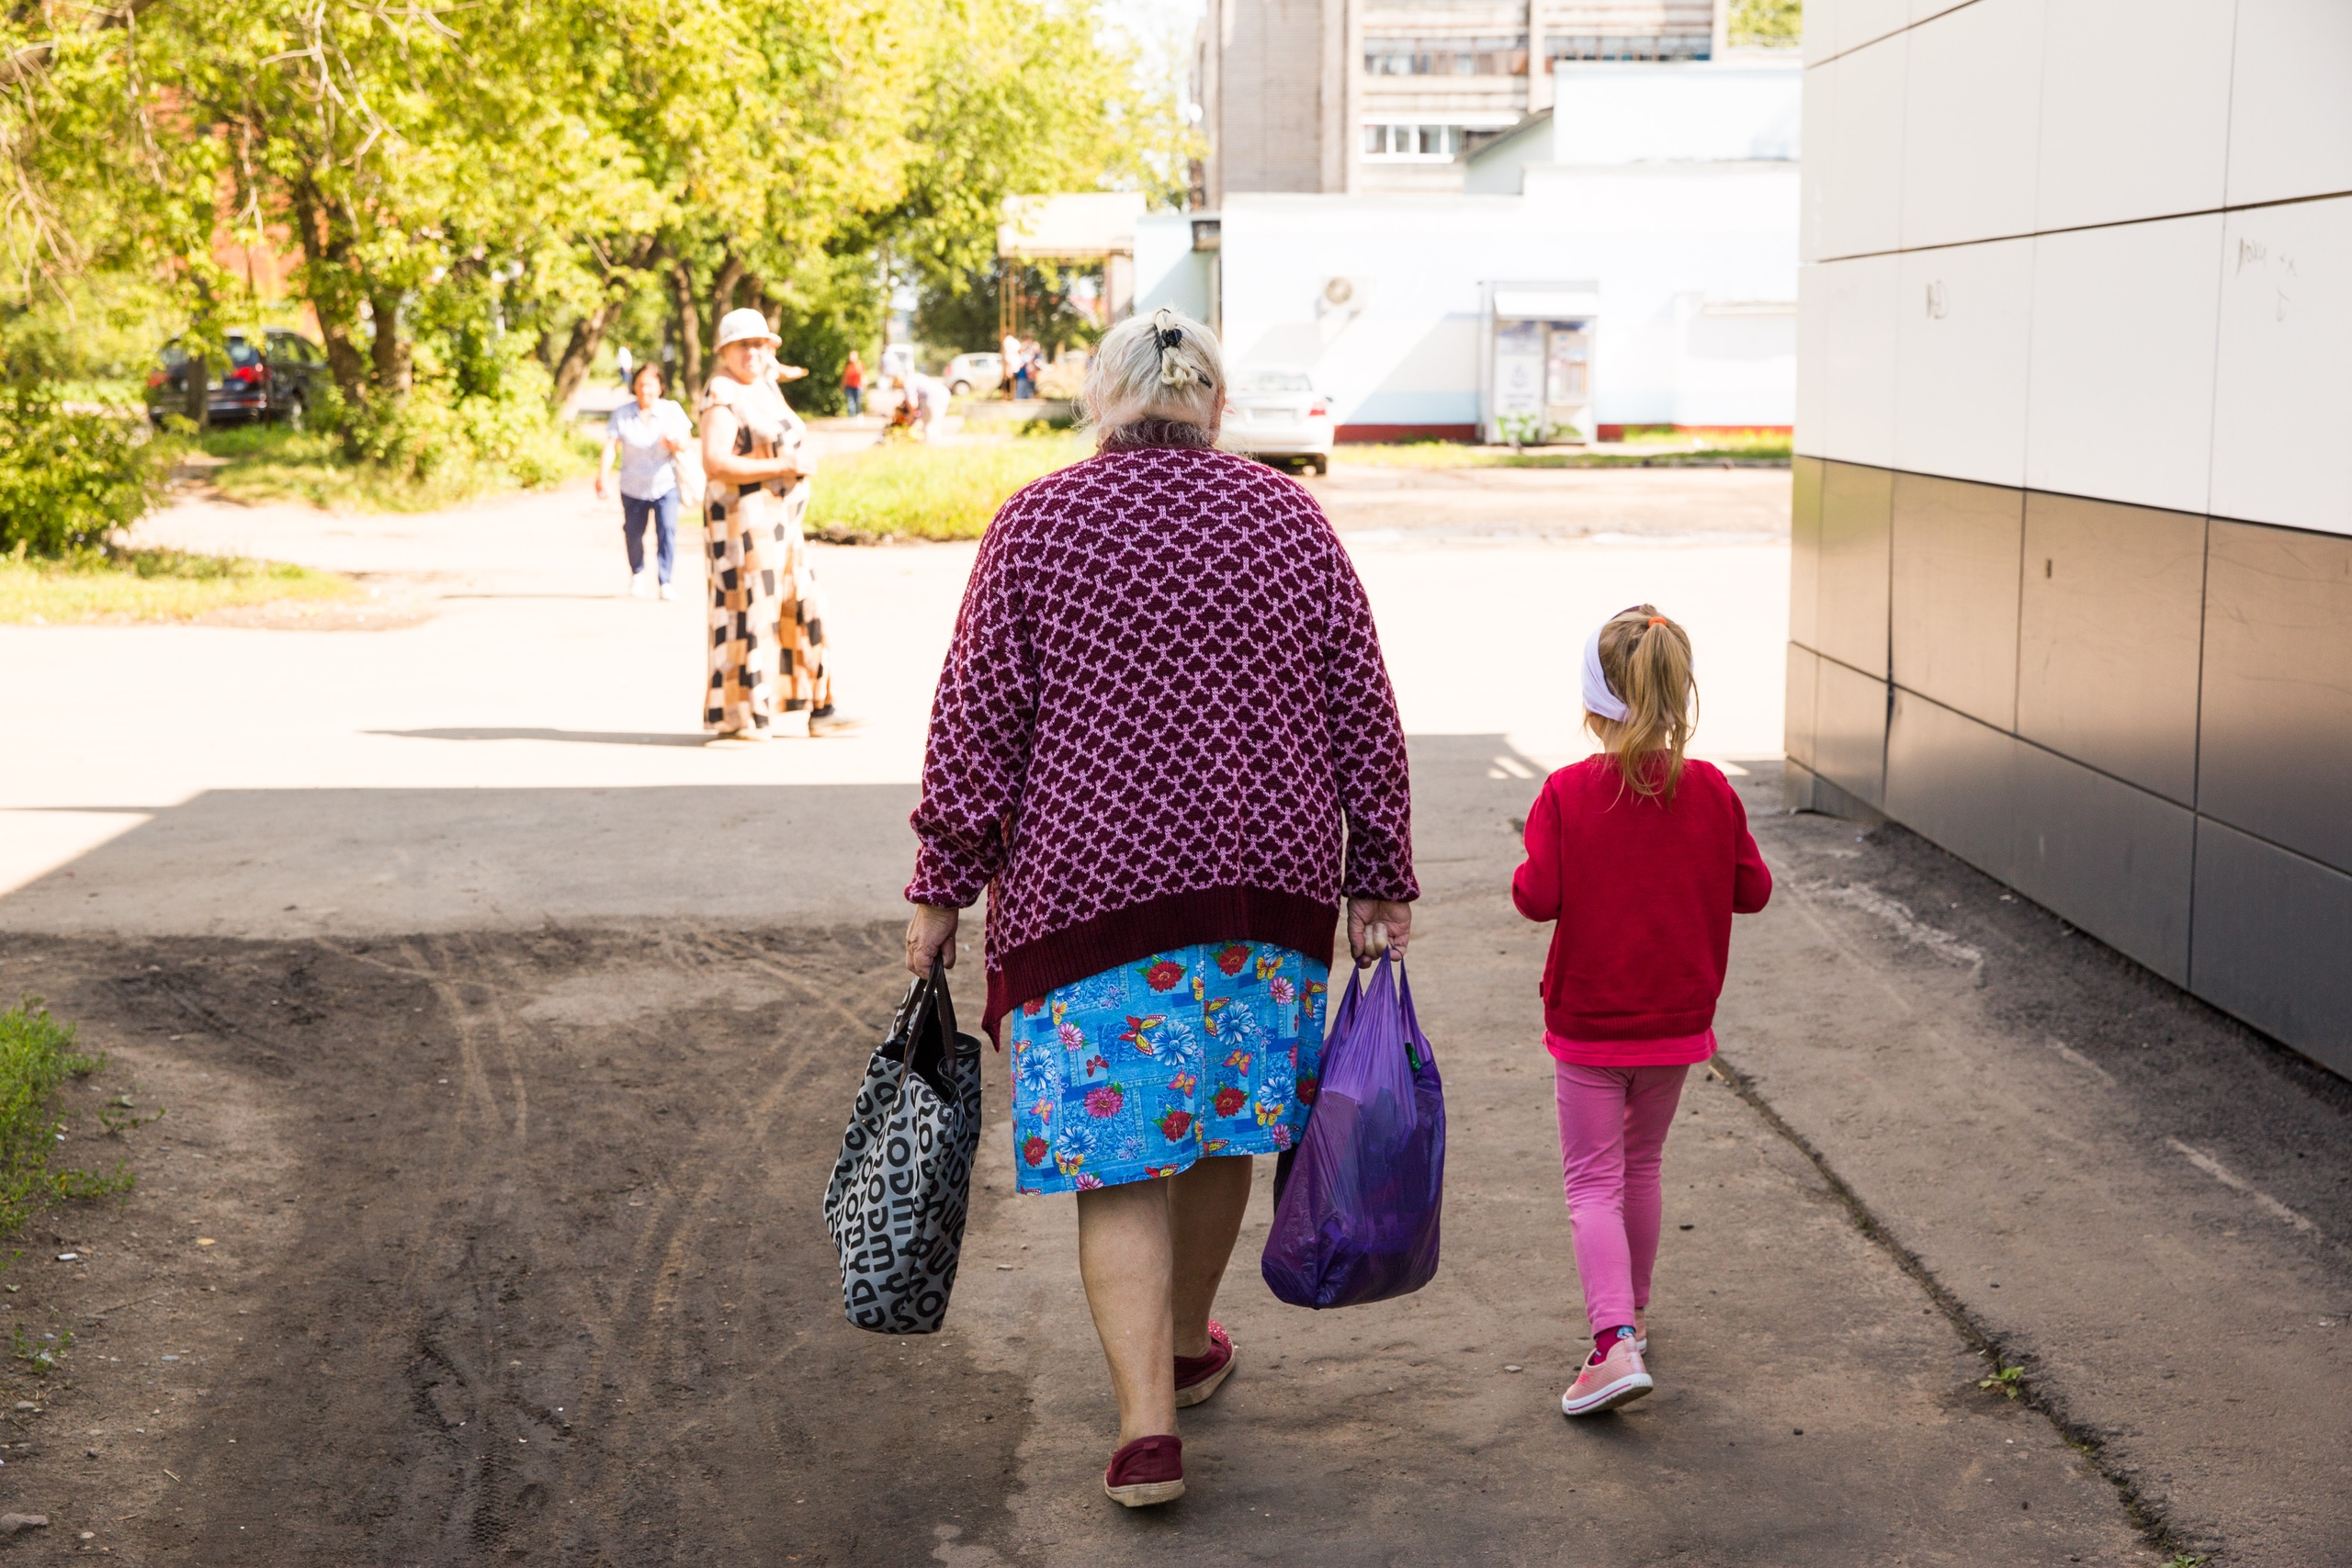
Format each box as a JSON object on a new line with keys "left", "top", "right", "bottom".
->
{"left": 2, "top": 464, "right": 2341, "bottom": 1562}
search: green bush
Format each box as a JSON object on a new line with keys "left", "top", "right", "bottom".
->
{"left": 1729, "top": 0, "right": 1801, "bottom": 47}
{"left": 334, "top": 355, "right": 589, "bottom": 494}
{"left": 0, "top": 394, "right": 174, "bottom": 558}
{"left": 806, "top": 433, "right": 1090, "bottom": 540}
{"left": 0, "top": 1000, "right": 111, "bottom": 1238}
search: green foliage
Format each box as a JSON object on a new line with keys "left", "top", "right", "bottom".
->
{"left": 1977, "top": 1363, "right": 2026, "bottom": 1400}
{"left": 99, "top": 1095, "right": 166, "bottom": 1136}
{"left": 0, "top": 0, "right": 1174, "bottom": 500}
{"left": 1330, "top": 433, "right": 1793, "bottom": 469}
{"left": 1493, "top": 412, "right": 1547, "bottom": 449}
{"left": 0, "top": 395, "right": 174, "bottom": 557}
{"left": 198, "top": 425, "right": 593, "bottom": 513}
{"left": 916, "top": 263, "right": 1103, "bottom": 362}
{"left": 0, "top": 273, "right": 184, "bottom": 391}
{"left": 51, "top": 1161, "right": 132, "bottom": 1200}
{"left": 0, "top": 1000, "right": 114, "bottom": 1239}
{"left": 337, "top": 368, "right": 590, "bottom": 493}
{"left": 806, "top": 434, "right": 1089, "bottom": 539}
{"left": 1729, "top": 0, "right": 1803, "bottom": 47}
{"left": 0, "top": 545, "right": 356, "bottom": 622}
{"left": 8, "top": 1321, "right": 69, "bottom": 1374}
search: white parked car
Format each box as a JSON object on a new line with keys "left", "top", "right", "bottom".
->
{"left": 944, "top": 352, "right": 1005, "bottom": 396}
{"left": 1222, "top": 367, "right": 1334, "bottom": 472}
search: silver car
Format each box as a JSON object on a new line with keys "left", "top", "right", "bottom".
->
{"left": 1222, "top": 366, "right": 1335, "bottom": 473}
{"left": 944, "top": 352, "right": 1004, "bottom": 396}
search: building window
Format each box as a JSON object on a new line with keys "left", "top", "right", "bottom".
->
{"left": 1363, "top": 36, "right": 1530, "bottom": 75}
{"left": 1544, "top": 33, "right": 1713, "bottom": 63}
{"left": 1362, "top": 123, "right": 1466, "bottom": 160}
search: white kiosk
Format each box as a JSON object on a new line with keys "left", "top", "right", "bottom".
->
{"left": 1481, "top": 284, "right": 1599, "bottom": 446}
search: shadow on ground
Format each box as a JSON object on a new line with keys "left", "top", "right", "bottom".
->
{"left": 0, "top": 739, "right": 2160, "bottom": 1565}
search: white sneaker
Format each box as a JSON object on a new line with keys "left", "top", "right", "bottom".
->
{"left": 628, "top": 571, "right": 650, "bottom": 598}
{"left": 659, "top": 581, "right": 679, "bottom": 602}
{"left": 1561, "top": 1330, "right": 1653, "bottom": 1417}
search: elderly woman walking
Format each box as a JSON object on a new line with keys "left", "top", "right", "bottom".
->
{"left": 699, "top": 307, "right": 839, "bottom": 739}
{"left": 902, "top": 307, "right": 1418, "bottom": 1507}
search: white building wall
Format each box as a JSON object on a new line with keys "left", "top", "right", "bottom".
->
{"left": 1795, "top": 0, "right": 2352, "bottom": 1076}
{"left": 1209, "top": 163, "right": 1796, "bottom": 430}
{"left": 1799, "top": 0, "right": 2352, "bottom": 537}
{"left": 1549, "top": 60, "right": 1801, "bottom": 163}
{"left": 1134, "top": 216, "right": 1216, "bottom": 325}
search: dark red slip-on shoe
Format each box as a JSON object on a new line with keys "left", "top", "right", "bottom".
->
{"left": 1102, "top": 1434, "right": 1184, "bottom": 1507}
{"left": 1173, "top": 1320, "right": 1235, "bottom": 1409}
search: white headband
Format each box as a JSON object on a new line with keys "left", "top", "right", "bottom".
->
{"left": 1581, "top": 605, "right": 1642, "bottom": 723}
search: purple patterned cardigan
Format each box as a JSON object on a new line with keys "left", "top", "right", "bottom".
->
{"left": 906, "top": 444, "right": 1419, "bottom": 1041}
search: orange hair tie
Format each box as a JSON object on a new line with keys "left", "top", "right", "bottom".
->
{"left": 1647, "top": 616, "right": 1667, "bottom": 626}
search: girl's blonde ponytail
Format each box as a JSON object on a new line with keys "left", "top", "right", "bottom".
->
{"left": 1588, "top": 604, "right": 1697, "bottom": 803}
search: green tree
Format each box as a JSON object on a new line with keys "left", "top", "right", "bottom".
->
{"left": 0, "top": 0, "right": 1182, "bottom": 440}
{"left": 1728, "top": 0, "right": 1802, "bottom": 48}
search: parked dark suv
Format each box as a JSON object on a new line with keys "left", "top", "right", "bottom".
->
{"left": 147, "top": 329, "right": 328, "bottom": 428}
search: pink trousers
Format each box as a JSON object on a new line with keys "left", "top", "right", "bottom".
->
{"left": 1555, "top": 1059, "right": 1690, "bottom": 1337}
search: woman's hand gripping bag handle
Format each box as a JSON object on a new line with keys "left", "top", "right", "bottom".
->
{"left": 1261, "top": 952, "right": 1446, "bottom": 1309}
{"left": 823, "top": 955, "right": 986, "bottom": 1335}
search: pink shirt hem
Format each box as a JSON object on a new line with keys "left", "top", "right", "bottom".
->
{"left": 1544, "top": 1026, "right": 1718, "bottom": 1068}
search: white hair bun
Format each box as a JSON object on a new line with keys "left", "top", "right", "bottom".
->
{"left": 1154, "top": 309, "right": 1199, "bottom": 389}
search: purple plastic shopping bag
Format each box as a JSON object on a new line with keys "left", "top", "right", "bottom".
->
{"left": 1261, "top": 953, "right": 1445, "bottom": 1308}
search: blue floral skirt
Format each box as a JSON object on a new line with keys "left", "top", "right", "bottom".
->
{"left": 1006, "top": 942, "right": 1331, "bottom": 1194}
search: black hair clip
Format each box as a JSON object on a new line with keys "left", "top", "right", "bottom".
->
{"left": 1158, "top": 325, "right": 1182, "bottom": 350}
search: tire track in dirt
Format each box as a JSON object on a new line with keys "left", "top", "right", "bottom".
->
{"left": 5, "top": 925, "right": 1036, "bottom": 1565}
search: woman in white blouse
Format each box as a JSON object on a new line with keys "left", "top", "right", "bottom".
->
{"left": 596, "top": 362, "right": 695, "bottom": 600}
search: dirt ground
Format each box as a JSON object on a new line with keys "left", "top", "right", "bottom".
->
{"left": 0, "top": 924, "right": 1029, "bottom": 1563}
{"left": 4, "top": 468, "right": 2346, "bottom": 1563}
{"left": 0, "top": 749, "right": 2163, "bottom": 1568}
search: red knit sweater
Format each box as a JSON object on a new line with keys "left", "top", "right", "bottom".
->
{"left": 1510, "top": 756, "right": 1772, "bottom": 1042}
{"left": 907, "top": 445, "right": 1419, "bottom": 1041}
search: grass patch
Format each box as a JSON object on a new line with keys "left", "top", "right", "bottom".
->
{"left": 1331, "top": 433, "right": 1792, "bottom": 469}
{"left": 807, "top": 433, "right": 1091, "bottom": 540}
{"left": 0, "top": 544, "right": 357, "bottom": 624}
{"left": 0, "top": 999, "right": 131, "bottom": 1242}
{"left": 200, "top": 422, "right": 597, "bottom": 513}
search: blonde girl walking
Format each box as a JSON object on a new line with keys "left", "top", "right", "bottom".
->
{"left": 1510, "top": 604, "right": 1773, "bottom": 1416}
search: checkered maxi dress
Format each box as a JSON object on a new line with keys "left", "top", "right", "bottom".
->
{"left": 699, "top": 373, "right": 833, "bottom": 733}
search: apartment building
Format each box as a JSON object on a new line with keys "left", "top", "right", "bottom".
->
{"left": 1193, "top": 0, "right": 1725, "bottom": 201}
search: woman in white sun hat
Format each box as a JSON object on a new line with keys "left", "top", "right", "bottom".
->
{"left": 698, "top": 307, "right": 839, "bottom": 739}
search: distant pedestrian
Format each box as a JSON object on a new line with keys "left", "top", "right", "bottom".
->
{"left": 842, "top": 350, "right": 865, "bottom": 417}
{"left": 698, "top": 307, "right": 839, "bottom": 739}
{"left": 909, "top": 371, "right": 950, "bottom": 441}
{"left": 616, "top": 344, "right": 634, "bottom": 389}
{"left": 878, "top": 376, "right": 920, "bottom": 442}
{"left": 1012, "top": 342, "right": 1036, "bottom": 400}
{"left": 596, "top": 362, "right": 692, "bottom": 600}
{"left": 1001, "top": 331, "right": 1021, "bottom": 398}
{"left": 1510, "top": 605, "right": 1772, "bottom": 1417}
{"left": 902, "top": 305, "right": 1417, "bottom": 1508}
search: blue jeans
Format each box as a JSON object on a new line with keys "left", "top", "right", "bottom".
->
{"left": 844, "top": 386, "right": 863, "bottom": 417}
{"left": 621, "top": 491, "right": 678, "bottom": 583}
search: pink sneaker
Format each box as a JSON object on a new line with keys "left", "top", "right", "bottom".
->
{"left": 1561, "top": 1334, "right": 1654, "bottom": 1417}
{"left": 1173, "top": 1320, "right": 1235, "bottom": 1408}
{"left": 1102, "top": 1434, "right": 1184, "bottom": 1506}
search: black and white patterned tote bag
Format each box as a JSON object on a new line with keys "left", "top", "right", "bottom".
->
{"left": 824, "top": 957, "right": 984, "bottom": 1335}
